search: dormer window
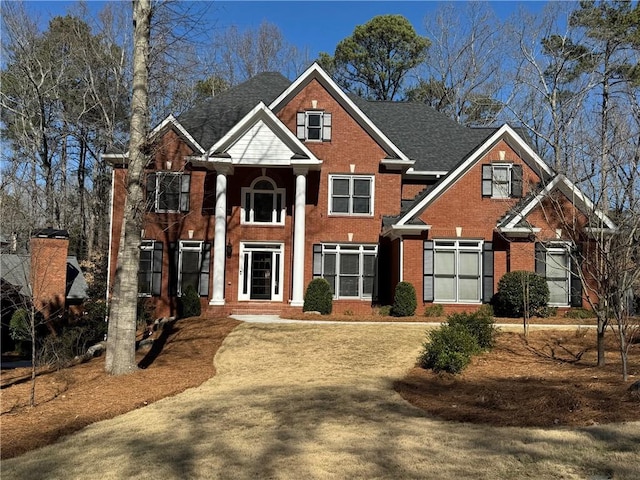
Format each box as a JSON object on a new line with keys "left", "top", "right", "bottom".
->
{"left": 482, "top": 163, "right": 523, "bottom": 199}
{"left": 297, "top": 111, "right": 332, "bottom": 142}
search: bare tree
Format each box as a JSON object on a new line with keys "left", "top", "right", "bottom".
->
{"left": 105, "top": 0, "right": 151, "bottom": 375}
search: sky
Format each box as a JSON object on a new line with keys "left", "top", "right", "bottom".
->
{"left": 22, "top": 0, "right": 549, "bottom": 60}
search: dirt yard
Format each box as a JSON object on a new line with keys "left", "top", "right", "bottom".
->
{"left": 1, "top": 315, "right": 638, "bottom": 472}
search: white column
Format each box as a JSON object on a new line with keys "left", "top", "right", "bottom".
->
{"left": 210, "top": 165, "right": 232, "bottom": 305}
{"left": 291, "top": 168, "right": 308, "bottom": 306}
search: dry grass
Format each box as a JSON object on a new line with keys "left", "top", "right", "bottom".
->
{"left": 2, "top": 321, "right": 638, "bottom": 480}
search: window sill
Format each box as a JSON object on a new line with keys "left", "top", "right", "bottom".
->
{"left": 328, "top": 213, "right": 374, "bottom": 218}
{"left": 240, "top": 222, "right": 285, "bottom": 227}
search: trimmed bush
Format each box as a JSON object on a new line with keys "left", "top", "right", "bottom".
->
{"left": 564, "top": 307, "right": 596, "bottom": 319}
{"left": 179, "top": 285, "right": 201, "bottom": 318}
{"left": 391, "top": 281, "right": 417, "bottom": 317}
{"left": 447, "top": 310, "right": 496, "bottom": 350}
{"left": 377, "top": 305, "right": 392, "bottom": 316}
{"left": 493, "top": 271, "right": 549, "bottom": 318}
{"left": 424, "top": 304, "right": 444, "bottom": 317}
{"left": 419, "top": 324, "right": 480, "bottom": 374}
{"left": 303, "top": 278, "right": 333, "bottom": 315}
{"left": 9, "top": 308, "right": 31, "bottom": 356}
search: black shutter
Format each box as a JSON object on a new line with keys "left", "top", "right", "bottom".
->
{"left": 482, "top": 242, "right": 494, "bottom": 303}
{"left": 296, "top": 112, "right": 306, "bottom": 140}
{"left": 511, "top": 164, "right": 523, "bottom": 198}
{"left": 169, "top": 242, "right": 178, "bottom": 296}
{"left": 152, "top": 242, "right": 163, "bottom": 296}
{"left": 180, "top": 174, "right": 191, "bottom": 212}
{"left": 570, "top": 243, "right": 583, "bottom": 307}
{"left": 313, "top": 244, "right": 322, "bottom": 278}
{"left": 423, "top": 240, "right": 434, "bottom": 302}
{"left": 199, "top": 242, "right": 211, "bottom": 297}
{"left": 482, "top": 164, "right": 492, "bottom": 197}
{"left": 146, "top": 172, "right": 157, "bottom": 211}
{"left": 535, "top": 242, "right": 546, "bottom": 277}
{"left": 323, "top": 113, "right": 332, "bottom": 141}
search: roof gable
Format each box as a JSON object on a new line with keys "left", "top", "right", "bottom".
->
{"left": 206, "top": 102, "right": 321, "bottom": 168}
{"left": 269, "top": 63, "right": 412, "bottom": 164}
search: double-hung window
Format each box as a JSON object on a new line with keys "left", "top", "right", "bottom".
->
{"left": 313, "top": 244, "right": 377, "bottom": 299}
{"left": 433, "top": 240, "right": 483, "bottom": 303}
{"left": 138, "top": 240, "right": 163, "bottom": 296}
{"left": 296, "top": 111, "right": 332, "bottom": 142}
{"left": 146, "top": 172, "right": 190, "bottom": 212}
{"left": 329, "top": 175, "right": 374, "bottom": 216}
{"left": 536, "top": 243, "right": 572, "bottom": 306}
{"left": 482, "top": 163, "right": 523, "bottom": 199}
{"left": 175, "top": 241, "right": 211, "bottom": 297}
{"left": 241, "top": 177, "right": 285, "bottom": 225}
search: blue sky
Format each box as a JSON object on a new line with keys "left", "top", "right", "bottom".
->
{"left": 24, "top": 1, "right": 548, "bottom": 59}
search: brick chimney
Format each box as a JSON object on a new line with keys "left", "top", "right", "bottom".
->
{"left": 30, "top": 228, "right": 69, "bottom": 321}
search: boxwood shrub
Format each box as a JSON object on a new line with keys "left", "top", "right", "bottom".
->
{"left": 391, "top": 281, "right": 417, "bottom": 317}
{"left": 303, "top": 278, "right": 333, "bottom": 315}
{"left": 493, "top": 271, "right": 549, "bottom": 318}
{"left": 419, "top": 324, "right": 480, "bottom": 374}
{"left": 447, "top": 310, "right": 496, "bottom": 350}
{"left": 179, "top": 285, "right": 201, "bottom": 318}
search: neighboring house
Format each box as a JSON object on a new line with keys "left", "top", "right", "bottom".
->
{"left": 1, "top": 229, "right": 88, "bottom": 351}
{"left": 105, "top": 63, "right": 616, "bottom": 318}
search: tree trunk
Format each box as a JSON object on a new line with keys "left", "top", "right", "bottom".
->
{"left": 105, "top": 0, "right": 151, "bottom": 375}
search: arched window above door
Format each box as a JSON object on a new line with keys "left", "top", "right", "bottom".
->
{"left": 241, "top": 176, "right": 286, "bottom": 225}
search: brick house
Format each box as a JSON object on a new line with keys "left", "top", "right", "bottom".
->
{"left": 105, "top": 63, "right": 616, "bottom": 318}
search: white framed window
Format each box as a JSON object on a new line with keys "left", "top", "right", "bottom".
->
{"left": 482, "top": 163, "right": 523, "bottom": 199}
{"left": 545, "top": 246, "right": 571, "bottom": 306}
{"left": 138, "top": 240, "right": 162, "bottom": 297}
{"left": 328, "top": 175, "right": 374, "bottom": 216}
{"left": 238, "top": 242, "right": 284, "bottom": 302}
{"left": 241, "top": 177, "right": 285, "bottom": 225}
{"left": 178, "top": 241, "right": 204, "bottom": 296}
{"left": 296, "top": 111, "right": 332, "bottom": 142}
{"left": 146, "top": 172, "right": 190, "bottom": 212}
{"left": 314, "top": 244, "right": 377, "bottom": 299}
{"left": 434, "top": 240, "right": 483, "bottom": 303}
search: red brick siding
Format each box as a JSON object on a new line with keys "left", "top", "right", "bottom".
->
{"left": 30, "top": 236, "right": 69, "bottom": 320}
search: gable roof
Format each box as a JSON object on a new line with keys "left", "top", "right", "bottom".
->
{"left": 269, "top": 63, "right": 412, "bottom": 164}
{"left": 391, "top": 124, "right": 555, "bottom": 228}
{"left": 178, "top": 72, "right": 292, "bottom": 150}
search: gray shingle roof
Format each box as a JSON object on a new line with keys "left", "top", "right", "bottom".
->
{"left": 350, "top": 96, "right": 496, "bottom": 171}
{"left": 178, "top": 72, "right": 292, "bottom": 150}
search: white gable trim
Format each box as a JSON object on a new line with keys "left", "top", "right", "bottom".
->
{"left": 503, "top": 174, "right": 617, "bottom": 231}
{"left": 207, "top": 102, "right": 321, "bottom": 168}
{"left": 397, "top": 124, "right": 554, "bottom": 226}
{"left": 269, "top": 62, "right": 412, "bottom": 164}
{"left": 150, "top": 114, "right": 205, "bottom": 154}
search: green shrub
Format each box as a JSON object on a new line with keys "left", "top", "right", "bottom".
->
{"left": 303, "top": 278, "right": 333, "bottom": 315}
{"left": 9, "top": 308, "right": 31, "bottom": 356}
{"left": 377, "top": 305, "right": 392, "bottom": 316}
{"left": 447, "top": 311, "right": 496, "bottom": 350}
{"left": 179, "top": 285, "right": 201, "bottom": 318}
{"left": 539, "top": 306, "right": 558, "bottom": 318}
{"left": 424, "top": 304, "right": 444, "bottom": 317}
{"left": 564, "top": 308, "right": 596, "bottom": 319}
{"left": 391, "top": 281, "right": 417, "bottom": 317}
{"left": 493, "top": 271, "right": 549, "bottom": 318}
{"left": 419, "top": 324, "right": 480, "bottom": 374}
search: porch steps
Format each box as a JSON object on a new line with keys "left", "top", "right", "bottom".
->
{"left": 208, "top": 302, "right": 294, "bottom": 317}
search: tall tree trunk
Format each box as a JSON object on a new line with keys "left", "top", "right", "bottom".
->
{"left": 105, "top": 0, "right": 151, "bottom": 375}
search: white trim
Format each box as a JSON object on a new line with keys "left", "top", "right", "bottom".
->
{"left": 150, "top": 114, "right": 205, "bottom": 154}
{"left": 269, "top": 63, "right": 411, "bottom": 163}
{"left": 240, "top": 176, "right": 286, "bottom": 225}
{"left": 382, "top": 224, "right": 431, "bottom": 240}
{"left": 328, "top": 174, "right": 375, "bottom": 217}
{"left": 238, "top": 242, "right": 285, "bottom": 302}
{"left": 397, "top": 124, "right": 553, "bottom": 226}
{"left": 497, "top": 227, "right": 542, "bottom": 238}
{"left": 208, "top": 102, "right": 322, "bottom": 168}
{"left": 433, "top": 239, "right": 483, "bottom": 304}
{"left": 405, "top": 168, "right": 447, "bottom": 178}
{"left": 399, "top": 239, "right": 404, "bottom": 282}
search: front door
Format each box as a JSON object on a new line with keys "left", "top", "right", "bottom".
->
{"left": 250, "top": 252, "right": 272, "bottom": 300}
{"left": 238, "top": 243, "right": 284, "bottom": 302}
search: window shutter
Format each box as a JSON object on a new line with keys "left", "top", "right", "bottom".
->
{"left": 322, "top": 113, "right": 332, "bottom": 141}
{"left": 152, "top": 242, "right": 163, "bottom": 296}
{"left": 169, "top": 242, "right": 178, "bottom": 296}
{"left": 482, "top": 242, "right": 494, "bottom": 303}
{"left": 179, "top": 174, "right": 191, "bottom": 212}
{"left": 511, "top": 164, "right": 523, "bottom": 198}
{"left": 570, "top": 243, "right": 583, "bottom": 307}
{"left": 313, "top": 244, "right": 322, "bottom": 278}
{"left": 372, "top": 255, "right": 379, "bottom": 301}
{"left": 199, "top": 242, "right": 211, "bottom": 297}
{"left": 535, "top": 242, "right": 546, "bottom": 277}
{"left": 146, "top": 172, "right": 157, "bottom": 211}
{"left": 296, "top": 112, "right": 306, "bottom": 140}
{"left": 423, "top": 240, "right": 434, "bottom": 302}
{"left": 482, "top": 165, "right": 492, "bottom": 197}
